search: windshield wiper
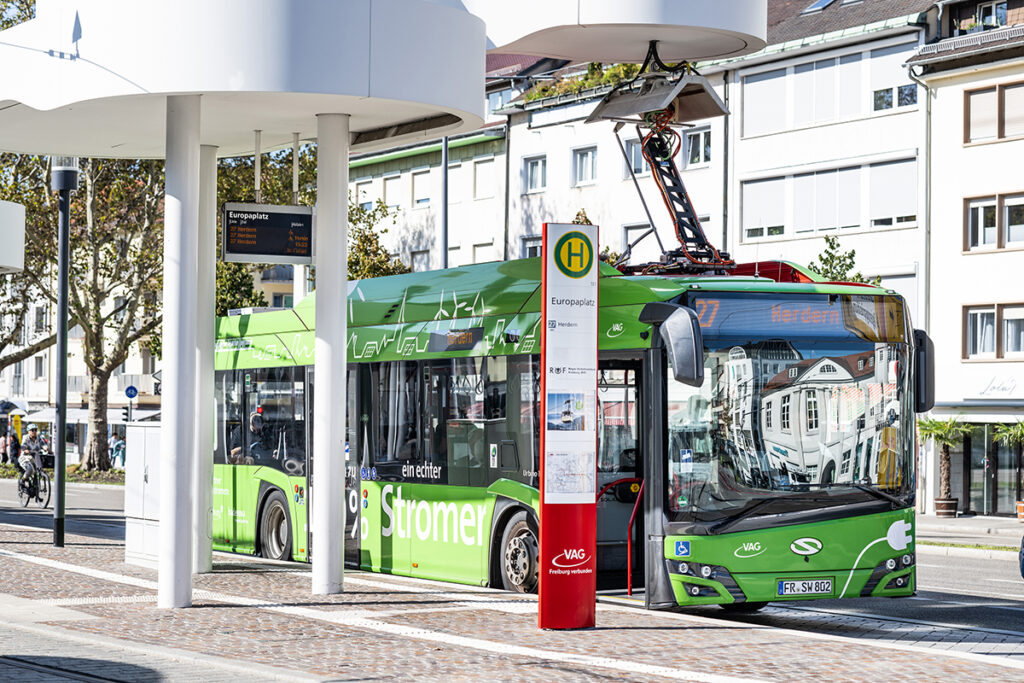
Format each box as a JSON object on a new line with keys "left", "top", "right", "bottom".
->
{"left": 707, "top": 498, "right": 779, "bottom": 535}
{"left": 847, "top": 484, "right": 906, "bottom": 508}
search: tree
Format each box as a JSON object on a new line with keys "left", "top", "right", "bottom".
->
{"left": 347, "top": 197, "right": 410, "bottom": 279}
{"left": 993, "top": 421, "right": 1024, "bottom": 473}
{"left": 918, "top": 417, "right": 973, "bottom": 501}
{"left": 807, "top": 235, "right": 880, "bottom": 284}
{"left": 45, "top": 159, "right": 164, "bottom": 471}
{"left": 215, "top": 263, "right": 267, "bottom": 317}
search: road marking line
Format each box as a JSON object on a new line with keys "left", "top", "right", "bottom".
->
{"left": 983, "top": 578, "right": 1024, "bottom": 584}
{"left": 907, "top": 596, "right": 1024, "bottom": 613}
{"left": 919, "top": 585, "right": 1024, "bottom": 601}
{"left": 0, "top": 547, "right": 763, "bottom": 683}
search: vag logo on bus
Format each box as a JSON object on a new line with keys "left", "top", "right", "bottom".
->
{"left": 553, "top": 231, "right": 594, "bottom": 279}
{"left": 552, "top": 548, "right": 590, "bottom": 568}
{"left": 734, "top": 541, "right": 766, "bottom": 558}
{"left": 790, "top": 537, "right": 823, "bottom": 556}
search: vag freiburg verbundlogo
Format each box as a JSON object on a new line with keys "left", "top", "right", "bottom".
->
{"left": 552, "top": 547, "right": 590, "bottom": 568}
{"left": 790, "top": 537, "right": 823, "bottom": 556}
{"left": 553, "top": 231, "right": 594, "bottom": 278}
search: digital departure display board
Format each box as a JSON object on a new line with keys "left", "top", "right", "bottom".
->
{"left": 222, "top": 202, "right": 313, "bottom": 265}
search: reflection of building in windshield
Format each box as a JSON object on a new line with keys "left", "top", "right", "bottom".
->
{"left": 759, "top": 346, "right": 899, "bottom": 488}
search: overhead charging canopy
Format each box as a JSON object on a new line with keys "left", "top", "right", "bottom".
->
{"left": 586, "top": 72, "right": 729, "bottom": 124}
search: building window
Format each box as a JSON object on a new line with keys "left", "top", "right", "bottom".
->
{"left": 788, "top": 367, "right": 799, "bottom": 379}
{"left": 411, "top": 250, "right": 430, "bottom": 272}
{"left": 622, "top": 223, "right": 661, "bottom": 264}
{"left": 34, "top": 305, "right": 47, "bottom": 333}
{"left": 33, "top": 355, "right": 45, "bottom": 379}
{"left": 447, "top": 163, "right": 463, "bottom": 204}
{"left": 573, "top": 147, "right": 597, "bottom": 186}
{"left": 765, "top": 400, "right": 773, "bottom": 429}
{"left": 473, "top": 243, "right": 494, "bottom": 263}
{"left": 625, "top": 140, "right": 650, "bottom": 176}
{"left": 487, "top": 88, "right": 513, "bottom": 114}
{"left": 977, "top": 1, "right": 1007, "bottom": 27}
{"left": 1006, "top": 195, "right": 1024, "bottom": 244}
{"left": 356, "top": 181, "right": 372, "bottom": 211}
{"left": 685, "top": 128, "right": 711, "bottom": 166}
{"left": 965, "top": 82, "right": 1024, "bottom": 143}
{"left": 412, "top": 171, "right": 430, "bottom": 207}
{"left": 965, "top": 192, "right": 1024, "bottom": 250}
{"left": 522, "top": 237, "right": 542, "bottom": 259}
{"left": 966, "top": 307, "right": 996, "bottom": 358}
{"left": 142, "top": 348, "right": 155, "bottom": 375}
{"left": 794, "top": 167, "right": 860, "bottom": 233}
{"left": 806, "top": 391, "right": 819, "bottom": 432}
{"left": 781, "top": 394, "right": 791, "bottom": 432}
{"left": 272, "top": 293, "right": 293, "bottom": 308}
{"left": 473, "top": 159, "right": 494, "bottom": 200}
{"left": 383, "top": 175, "right": 401, "bottom": 209}
{"left": 873, "top": 88, "right": 893, "bottom": 111}
{"left": 524, "top": 156, "right": 546, "bottom": 193}
{"left": 868, "top": 159, "right": 917, "bottom": 228}
{"left": 802, "top": 0, "right": 837, "bottom": 13}
{"left": 967, "top": 197, "right": 998, "bottom": 249}
{"left": 741, "top": 177, "right": 786, "bottom": 239}
{"left": 898, "top": 84, "right": 918, "bottom": 107}
{"left": 743, "top": 68, "right": 786, "bottom": 136}
{"left": 1004, "top": 306, "right": 1024, "bottom": 356}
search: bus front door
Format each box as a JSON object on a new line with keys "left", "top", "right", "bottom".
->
{"left": 596, "top": 360, "right": 644, "bottom": 591}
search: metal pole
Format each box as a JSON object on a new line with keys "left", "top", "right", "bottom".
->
{"left": 441, "top": 136, "right": 448, "bottom": 268}
{"left": 53, "top": 187, "right": 70, "bottom": 548}
{"left": 312, "top": 113, "right": 349, "bottom": 594}
{"left": 159, "top": 94, "right": 201, "bottom": 608}
{"left": 193, "top": 144, "right": 217, "bottom": 574}
{"left": 254, "top": 129, "right": 262, "bottom": 204}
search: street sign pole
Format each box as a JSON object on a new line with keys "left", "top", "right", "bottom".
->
{"left": 538, "top": 222, "right": 599, "bottom": 630}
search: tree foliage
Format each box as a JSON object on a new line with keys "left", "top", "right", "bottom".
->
{"left": 524, "top": 63, "right": 641, "bottom": 102}
{"left": 807, "top": 235, "right": 880, "bottom": 284}
{"left": 348, "top": 198, "right": 410, "bottom": 279}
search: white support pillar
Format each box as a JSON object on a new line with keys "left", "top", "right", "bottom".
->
{"left": 159, "top": 94, "right": 201, "bottom": 608}
{"left": 193, "top": 144, "right": 218, "bottom": 574}
{"left": 312, "top": 113, "right": 349, "bottom": 594}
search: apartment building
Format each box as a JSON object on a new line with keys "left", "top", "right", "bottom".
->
{"left": 910, "top": 0, "right": 1024, "bottom": 516}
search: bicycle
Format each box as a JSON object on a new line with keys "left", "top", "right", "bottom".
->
{"left": 17, "top": 464, "right": 50, "bottom": 509}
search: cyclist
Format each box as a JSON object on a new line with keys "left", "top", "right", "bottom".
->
{"left": 19, "top": 423, "right": 45, "bottom": 489}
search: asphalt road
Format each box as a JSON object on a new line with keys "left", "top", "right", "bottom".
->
{"left": 0, "top": 479, "right": 124, "bottom": 541}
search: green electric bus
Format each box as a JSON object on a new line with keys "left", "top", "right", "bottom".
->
{"left": 212, "top": 257, "right": 932, "bottom": 610}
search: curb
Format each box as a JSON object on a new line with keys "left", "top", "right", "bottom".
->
{"left": 916, "top": 543, "right": 1019, "bottom": 560}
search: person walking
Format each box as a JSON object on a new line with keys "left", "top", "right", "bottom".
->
{"left": 0, "top": 431, "right": 7, "bottom": 465}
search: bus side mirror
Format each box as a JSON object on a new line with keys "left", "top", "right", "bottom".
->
{"left": 913, "top": 329, "right": 934, "bottom": 413}
{"left": 640, "top": 302, "right": 704, "bottom": 387}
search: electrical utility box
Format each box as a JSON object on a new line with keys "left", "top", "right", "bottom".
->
{"left": 124, "top": 422, "right": 161, "bottom": 568}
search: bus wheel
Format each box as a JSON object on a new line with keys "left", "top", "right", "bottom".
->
{"left": 719, "top": 601, "right": 768, "bottom": 613}
{"left": 500, "top": 511, "right": 538, "bottom": 593}
{"left": 260, "top": 490, "right": 292, "bottom": 561}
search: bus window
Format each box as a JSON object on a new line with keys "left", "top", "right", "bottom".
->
{"left": 244, "top": 367, "right": 306, "bottom": 475}
{"left": 215, "top": 369, "right": 243, "bottom": 465}
{"left": 504, "top": 355, "right": 540, "bottom": 485}
{"left": 598, "top": 369, "right": 638, "bottom": 473}
{"left": 446, "top": 357, "right": 485, "bottom": 486}
{"left": 374, "top": 361, "right": 420, "bottom": 476}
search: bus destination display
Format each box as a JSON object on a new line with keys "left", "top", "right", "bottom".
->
{"left": 222, "top": 202, "right": 313, "bottom": 265}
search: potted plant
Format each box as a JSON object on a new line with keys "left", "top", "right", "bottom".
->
{"left": 918, "top": 416, "right": 973, "bottom": 518}
{"left": 993, "top": 421, "right": 1024, "bottom": 522}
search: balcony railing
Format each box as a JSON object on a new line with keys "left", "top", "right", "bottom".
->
{"left": 115, "top": 374, "right": 156, "bottom": 394}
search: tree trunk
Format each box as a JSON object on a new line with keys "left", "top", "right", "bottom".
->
{"left": 939, "top": 443, "right": 951, "bottom": 501}
{"left": 81, "top": 371, "right": 111, "bottom": 471}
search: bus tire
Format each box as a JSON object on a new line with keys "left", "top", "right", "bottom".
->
{"left": 499, "top": 511, "right": 538, "bottom": 593}
{"left": 820, "top": 461, "right": 835, "bottom": 486}
{"left": 259, "top": 489, "right": 292, "bottom": 561}
{"left": 719, "top": 601, "right": 768, "bottom": 613}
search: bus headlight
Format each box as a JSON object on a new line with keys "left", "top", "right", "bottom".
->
{"left": 885, "top": 558, "right": 897, "bottom": 571}
{"left": 901, "top": 554, "right": 913, "bottom": 566}
{"left": 700, "top": 565, "right": 713, "bottom": 578}
{"left": 678, "top": 562, "right": 690, "bottom": 574}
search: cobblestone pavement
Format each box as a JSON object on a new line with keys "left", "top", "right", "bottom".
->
{"left": 2, "top": 522, "right": 1023, "bottom": 682}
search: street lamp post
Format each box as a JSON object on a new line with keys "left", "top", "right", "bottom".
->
{"left": 50, "top": 156, "right": 78, "bottom": 548}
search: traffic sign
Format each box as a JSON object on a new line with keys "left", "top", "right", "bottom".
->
{"left": 125, "top": 385, "right": 138, "bottom": 399}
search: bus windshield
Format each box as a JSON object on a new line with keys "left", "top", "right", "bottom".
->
{"left": 666, "top": 291, "right": 914, "bottom": 525}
